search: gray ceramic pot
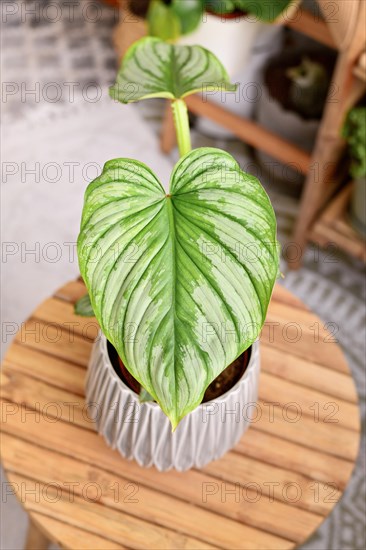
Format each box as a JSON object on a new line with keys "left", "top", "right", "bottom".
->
{"left": 86, "top": 333, "right": 260, "bottom": 471}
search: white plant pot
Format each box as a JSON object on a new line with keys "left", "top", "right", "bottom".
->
{"left": 179, "top": 13, "right": 265, "bottom": 78}
{"left": 256, "top": 86, "right": 319, "bottom": 185}
{"left": 86, "top": 334, "right": 260, "bottom": 471}
{"left": 180, "top": 15, "right": 283, "bottom": 139}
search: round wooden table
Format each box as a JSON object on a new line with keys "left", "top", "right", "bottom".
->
{"left": 0, "top": 279, "right": 360, "bottom": 550}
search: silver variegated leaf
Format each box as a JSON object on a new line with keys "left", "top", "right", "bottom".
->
{"left": 109, "top": 36, "right": 236, "bottom": 104}
{"left": 78, "top": 148, "right": 279, "bottom": 428}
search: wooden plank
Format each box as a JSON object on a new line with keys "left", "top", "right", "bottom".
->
{"left": 30, "top": 513, "right": 124, "bottom": 550}
{"left": 334, "top": 217, "right": 363, "bottom": 241}
{"left": 2, "top": 358, "right": 358, "bottom": 462}
{"left": 353, "top": 51, "right": 366, "bottom": 82}
{"left": 25, "top": 519, "right": 49, "bottom": 550}
{"left": 14, "top": 319, "right": 92, "bottom": 367}
{"left": 54, "top": 280, "right": 88, "bottom": 304}
{"left": 284, "top": 7, "right": 336, "bottom": 49}
{"left": 255, "top": 399, "right": 359, "bottom": 461}
{"left": 0, "top": 399, "right": 346, "bottom": 516}
{"left": 185, "top": 95, "right": 311, "bottom": 175}
{"left": 0, "top": 419, "right": 321, "bottom": 544}
{"left": 203, "top": 451, "right": 342, "bottom": 516}
{"left": 1, "top": 433, "right": 293, "bottom": 550}
{"left": 321, "top": 183, "right": 353, "bottom": 224}
{"left": 271, "top": 285, "right": 309, "bottom": 311}
{"left": 235, "top": 429, "right": 354, "bottom": 490}
{"left": 318, "top": 0, "right": 359, "bottom": 51}
{"left": 261, "top": 344, "right": 359, "bottom": 404}
{"left": 0, "top": 401, "right": 351, "bottom": 506}
{"left": 3, "top": 343, "right": 85, "bottom": 395}
{"left": 0, "top": 371, "right": 90, "bottom": 431}
{"left": 6, "top": 473, "right": 216, "bottom": 550}
{"left": 311, "top": 222, "right": 366, "bottom": 262}
{"left": 262, "top": 302, "right": 349, "bottom": 373}
{"left": 32, "top": 297, "right": 98, "bottom": 341}
{"left": 309, "top": 181, "right": 366, "bottom": 263}
{"left": 259, "top": 371, "right": 360, "bottom": 431}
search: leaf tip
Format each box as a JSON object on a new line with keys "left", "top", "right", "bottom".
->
{"left": 171, "top": 419, "right": 179, "bottom": 433}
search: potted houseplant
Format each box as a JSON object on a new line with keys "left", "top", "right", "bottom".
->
{"left": 76, "top": 37, "right": 280, "bottom": 471}
{"left": 114, "top": 1, "right": 298, "bottom": 75}
{"left": 255, "top": 49, "right": 333, "bottom": 188}
{"left": 178, "top": 0, "right": 299, "bottom": 77}
{"left": 342, "top": 106, "right": 366, "bottom": 237}
{"left": 114, "top": 0, "right": 298, "bottom": 139}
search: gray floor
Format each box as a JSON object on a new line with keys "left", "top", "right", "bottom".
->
{"left": 1, "top": 1, "right": 365, "bottom": 549}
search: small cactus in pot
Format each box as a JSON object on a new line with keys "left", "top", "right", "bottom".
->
{"left": 286, "top": 56, "right": 329, "bottom": 120}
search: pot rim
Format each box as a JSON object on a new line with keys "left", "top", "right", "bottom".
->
{"left": 205, "top": 9, "right": 248, "bottom": 19}
{"left": 98, "top": 332, "right": 259, "bottom": 411}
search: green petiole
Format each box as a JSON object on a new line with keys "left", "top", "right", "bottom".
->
{"left": 171, "top": 99, "right": 191, "bottom": 157}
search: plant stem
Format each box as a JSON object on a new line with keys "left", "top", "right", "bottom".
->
{"left": 171, "top": 99, "right": 191, "bottom": 157}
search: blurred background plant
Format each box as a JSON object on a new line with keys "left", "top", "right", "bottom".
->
{"left": 342, "top": 106, "right": 366, "bottom": 180}
{"left": 342, "top": 106, "right": 366, "bottom": 236}
{"left": 130, "top": 0, "right": 296, "bottom": 41}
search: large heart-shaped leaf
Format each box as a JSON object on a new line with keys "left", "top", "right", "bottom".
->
{"left": 78, "top": 148, "right": 279, "bottom": 428}
{"left": 109, "top": 37, "right": 236, "bottom": 104}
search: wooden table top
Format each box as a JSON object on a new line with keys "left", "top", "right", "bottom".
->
{"left": 0, "top": 279, "right": 361, "bottom": 549}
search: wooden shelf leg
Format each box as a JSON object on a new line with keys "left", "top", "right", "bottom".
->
{"left": 25, "top": 519, "right": 50, "bottom": 550}
{"left": 290, "top": 139, "right": 344, "bottom": 269}
{"left": 290, "top": 41, "right": 366, "bottom": 269}
{"left": 160, "top": 100, "right": 176, "bottom": 154}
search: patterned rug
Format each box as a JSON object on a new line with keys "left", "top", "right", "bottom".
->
{"left": 1, "top": 2, "right": 365, "bottom": 549}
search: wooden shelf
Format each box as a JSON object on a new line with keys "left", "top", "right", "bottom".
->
{"left": 185, "top": 95, "right": 311, "bottom": 175}
{"left": 353, "top": 51, "right": 366, "bottom": 82}
{"left": 285, "top": 6, "right": 336, "bottom": 49}
{"left": 157, "top": 1, "right": 366, "bottom": 268}
{"left": 310, "top": 182, "right": 366, "bottom": 262}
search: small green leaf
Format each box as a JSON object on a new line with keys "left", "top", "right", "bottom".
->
{"left": 140, "top": 388, "right": 155, "bottom": 403}
{"left": 147, "top": 0, "right": 181, "bottom": 41}
{"left": 172, "top": 0, "right": 204, "bottom": 35}
{"left": 109, "top": 37, "right": 236, "bottom": 104}
{"left": 74, "top": 293, "right": 94, "bottom": 317}
{"left": 342, "top": 107, "right": 366, "bottom": 179}
{"left": 78, "top": 148, "right": 279, "bottom": 428}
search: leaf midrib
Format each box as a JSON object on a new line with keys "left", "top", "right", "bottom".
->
{"left": 165, "top": 197, "right": 178, "bottom": 425}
